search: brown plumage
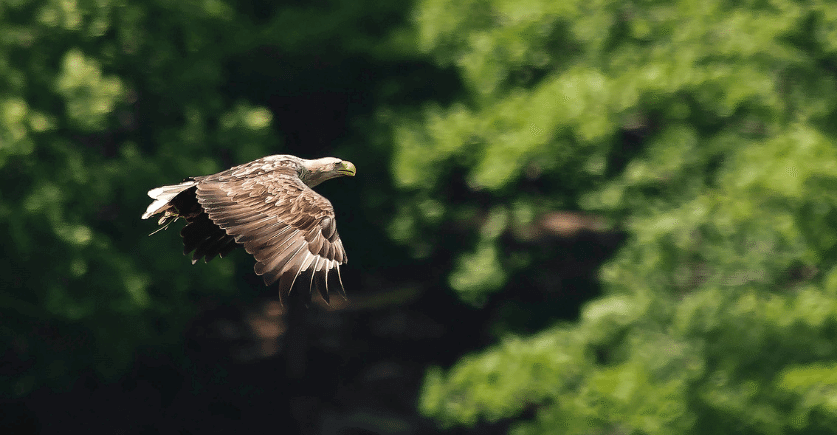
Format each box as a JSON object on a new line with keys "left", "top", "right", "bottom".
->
{"left": 142, "top": 155, "right": 356, "bottom": 303}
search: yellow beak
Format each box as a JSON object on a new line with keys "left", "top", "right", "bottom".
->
{"left": 337, "top": 161, "right": 356, "bottom": 176}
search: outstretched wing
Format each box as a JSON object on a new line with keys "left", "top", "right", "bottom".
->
{"left": 194, "top": 166, "right": 347, "bottom": 301}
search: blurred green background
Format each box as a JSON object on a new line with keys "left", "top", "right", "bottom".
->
{"left": 4, "top": 0, "right": 837, "bottom": 433}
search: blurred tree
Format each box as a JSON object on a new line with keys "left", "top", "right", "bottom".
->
{"left": 403, "top": 0, "right": 837, "bottom": 433}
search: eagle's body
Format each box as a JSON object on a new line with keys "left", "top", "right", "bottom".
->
{"left": 142, "top": 155, "right": 356, "bottom": 302}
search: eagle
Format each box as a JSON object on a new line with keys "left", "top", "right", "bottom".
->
{"left": 142, "top": 155, "right": 356, "bottom": 303}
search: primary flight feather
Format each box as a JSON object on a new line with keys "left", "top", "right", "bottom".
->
{"left": 142, "top": 155, "right": 356, "bottom": 303}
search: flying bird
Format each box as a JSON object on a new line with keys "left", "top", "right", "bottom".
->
{"left": 142, "top": 155, "right": 356, "bottom": 303}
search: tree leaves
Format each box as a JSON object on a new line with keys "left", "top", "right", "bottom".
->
{"left": 409, "top": 0, "right": 837, "bottom": 432}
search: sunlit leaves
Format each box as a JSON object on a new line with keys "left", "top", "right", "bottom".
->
{"left": 448, "top": 241, "right": 506, "bottom": 303}
{"left": 411, "top": 0, "right": 837, "bottom": 432}
{"left": 55, "top": 48, "right": 125, "bottom": 131}
{"left": 217, "top": 102, "right": 279, "bottom": 164}
{"left": 0, "top": 98, "right": 35, "bottom": 163}
{"left": 779, "top": 363, "right": 837, "bottom": 429}
{"left": 420, "top": 328, "right": 589, "bottom": 427}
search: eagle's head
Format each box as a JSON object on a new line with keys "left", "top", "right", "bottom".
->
{"left": 299, "top": 157, "right": 356, "bottom": 187}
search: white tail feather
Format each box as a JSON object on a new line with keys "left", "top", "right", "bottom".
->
{"left": 141, "top": 181, "right": 196, "bottom": 219}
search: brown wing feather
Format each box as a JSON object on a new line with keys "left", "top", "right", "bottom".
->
{"left": 195, "top": 169, "right": 348, "bottom": 301}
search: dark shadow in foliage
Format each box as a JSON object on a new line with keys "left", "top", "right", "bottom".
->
{"left": 493, "top": 212, "right": 627, "bottom": 335}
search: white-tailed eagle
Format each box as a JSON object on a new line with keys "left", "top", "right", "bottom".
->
{"left": 142, "top": 155, "right": 356, "bottom": 302}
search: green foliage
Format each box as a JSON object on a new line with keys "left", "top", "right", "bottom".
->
{"left": 0, "top": 0, "right": 241, "bottom": 395}
{"left": 392, "top": 0, "right": 837, "bottom": 301}
{"left": 406, "top": 0, "right": 837, "bottom": 432}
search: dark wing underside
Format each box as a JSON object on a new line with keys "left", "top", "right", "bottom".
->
{"left": 181, "top": 210, "right": 239, "bottom": 262}
{"left": 194, "top": 165, "right": 348, "bottom": 301}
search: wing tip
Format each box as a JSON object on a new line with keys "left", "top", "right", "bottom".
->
{"left": 265, "top": 258, "right": 347, "bottom": 305}
{"left": 143, "top": 181, "right": 198, "bottom": 219}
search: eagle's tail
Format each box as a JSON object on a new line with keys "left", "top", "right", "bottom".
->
{"left": 141, "top": 181, "right": 197, "bottom": 220}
